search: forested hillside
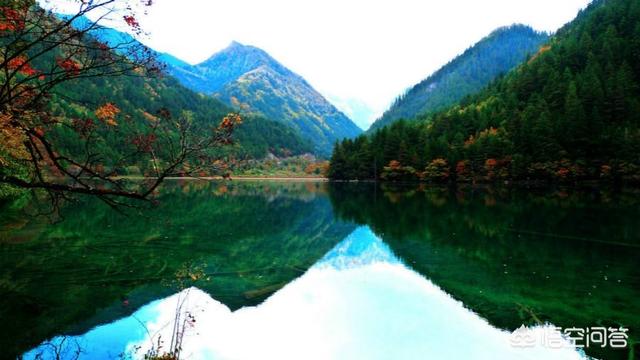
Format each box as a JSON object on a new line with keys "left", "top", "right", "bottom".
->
{"left": 171, "top": 42, "right": 363, "bottom": 156}
{"left": 61, "top": 17, "right": 363, "bottom": 157}
{"left": 369, "top": 25, "right": 548, "bottom": 132}
{"left": 54, "top": 16, "right": 313, "bottom": 165}
{"left": 330, "top": 0, "right": 640, "bottom": 184}
{"left": 49, "top": 74, "right": 312, "bottom": 169}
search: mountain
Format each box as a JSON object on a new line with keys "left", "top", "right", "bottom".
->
{"left": 1, "top": 182, "right": 355, "bottom": 357}
{"left": 169, "top": 42, "right": 363, "bottom": 156}
{"left": 61, "top": 15, "right": 362, "bottom": 156}
{"left": 49, "top": 72, "right": 313, "bottom": 165}
{"left": 54, "top": 16, "right": 312, "bottom": 164}
{"left": 61, "top": 15, "right": 190, "bottom": 69}
{"left": 368, "top": 25, "right": 549, "bottom": 133}
{"left": 329, "top": 0, "right": 640, "bottom": 183}
{"left": 168, "top": 41, "right": 284, "bottom": 93}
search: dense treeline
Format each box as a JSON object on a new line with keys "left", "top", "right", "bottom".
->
{"left": 0, "top": 181, "right": 353, "bottom": 357}
{"left": 330, "top": 0, "right": 640, "bottom": 184}
{"left": 2, "top": 11, "right": 313, "bottom": 200}
{"left": 49, "top": 68, "right": 313, "bottom": 170}
{"left": 370, "top": 25, "right": 548, "bottom": 133}
{"left": 328, "top": 183, "right": 640, "bottom": 360}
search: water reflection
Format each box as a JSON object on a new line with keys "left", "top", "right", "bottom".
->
{"left": 3, "top": 181, "right": 639, "bottom": 359}
{"left": 0, "top": 181, "right": 354, "bottom": 358}
{"left": 25, "top": 227, "right": 586, "bottom": 359}
{"left": 328, "top": 184, "right": 640, "bottom": 360}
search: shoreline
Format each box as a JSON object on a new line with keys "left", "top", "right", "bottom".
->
{"left": 113, "top": 176, "right": 328, "bottom": 182}
{"left": 108, "top": 176, "right": 640, "bottom": 186}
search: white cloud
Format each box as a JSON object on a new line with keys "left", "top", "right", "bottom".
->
{"left": 42, "top": 0, "right": 591, "bottom": 129}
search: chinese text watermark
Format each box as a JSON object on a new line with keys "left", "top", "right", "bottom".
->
{"left": 510, "top": 325, "right": 629, "bottom": 349}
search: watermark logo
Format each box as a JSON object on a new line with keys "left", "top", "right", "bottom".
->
{"left": 510, "top": 325, "right": 629, "bottom": 349}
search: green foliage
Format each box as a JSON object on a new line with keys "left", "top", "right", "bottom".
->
{"left": 17, "top": 17, "right": 314, "bottom": 180}
{"left": 329, "top": 183, "right": 640, "bottom": 360}
{"left": 0, "top": 181, "right": 354, "bottom": 358}
{"left": 234, "top": 155, "right": 327, "bottom": 177}
{"left": 170, "top": 42, "right": 362, "bottom": 156}
{"left": 47, "top": 72, "right": 312, "bottom": 168}
{"left": 331, "top": 0, "right": 640, "bottom": 184}
{"left": 370, "top": 25, "right": 549, "bottom": 132}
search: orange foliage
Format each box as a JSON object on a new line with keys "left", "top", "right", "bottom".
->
{"left": 431, "top": 158, "right": 448, "bottom": 167}
{"left": 424, "top": 158, "right": 450, "bottom": 181}
{"left": 7, "top": 56, "right": 38, "bottom": 76}
{"left": 485, "top": 158, "right": 498, "bottom": 169}
{"left": 528, "top": 45, "right": 552, "bottom": 64}
{"left": 304, "top": 161, "right": 330, "bottom": 176}
{"left": 95, "top": 103, "right": 121, "bottom": 126}
{"left": 142, "top": 111, "right": 159, "bottom": 122}
{"left": 388, "top": 160, "right": 402, "bottom": 170}
{"left": 219, "top": 113, "right": 243, "bottom": 130}
{"left": 56, "top": 58, "right": 82, "bottom": 76}
{"left": 213, "top": 160, "right": 229, "bottom": 170}
{"left": 464, "top": 135, "right": 475, "bottom": 147}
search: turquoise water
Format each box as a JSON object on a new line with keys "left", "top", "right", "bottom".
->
{"left": 1, "top": 181, "right": 638, "bottom": 359}
{"left": 23, "top": 227, "right": 587, "bottom": 359}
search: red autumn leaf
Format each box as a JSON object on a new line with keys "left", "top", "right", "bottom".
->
{"left": 72, "top": 118, "right": 95, "bottom": 138}
{"left": 7, "top": 56, "right": 38, "bottom": 76}
{"left": 56, "top": 58, "right": 82, "bottom": 76}
{"left": 123, "top": 15, "right": 140, "bottom": 29}
{"left": 0, "top": 7, "right": 25, "bottom": 32}
{"left": 485, "top": 158, "right": 498, "bottom": 169}
{"left": 131, "top": 133, "right": 157, "bottom": 152}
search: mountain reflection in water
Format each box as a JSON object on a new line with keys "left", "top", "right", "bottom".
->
{"left": 24, "top": 227, "right": 586, "bottom": 360}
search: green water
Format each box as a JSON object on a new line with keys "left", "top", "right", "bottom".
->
{"left": 1, "top": 181, "right": 638, "bottom": 359}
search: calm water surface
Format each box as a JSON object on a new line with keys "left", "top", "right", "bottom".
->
{"left": 0, "top": 181, "right": 638, "bottom": 359}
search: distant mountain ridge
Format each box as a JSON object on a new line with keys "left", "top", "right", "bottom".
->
{"left": 369, "top": 25, "right": 549, "bottom": 132}
{"left": 61, "top": 16, "right": 362, "bottom": 156}
{"left": 329, "top": 0, "right": 640, "bottom": 185}
{"left": 170, "top": 41, "right": 294, "bottom": 93}
{"left": 170, "top": 42, "right": 363, "bottom": 156}
{"left": 60, "top": 15, "right": 190, "bottom": 68}
{"left": 52, "top": 15, "right": 313, "bottom": 162}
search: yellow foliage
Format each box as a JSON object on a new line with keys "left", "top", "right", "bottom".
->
{"left": 142, "top": 111, "right": 159, "bottom": 122}
{"left": 478, "top": 127, "right": 499, "bottom": 138}
{"left": 105, "top": 118, "right": 118, "bottom": 127}
{"left": 0, "top": 112, "right": 28, "bottom": 166}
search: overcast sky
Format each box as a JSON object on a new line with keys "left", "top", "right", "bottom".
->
{"left": 44, "top": 0, "right": 592, "bottom": 129}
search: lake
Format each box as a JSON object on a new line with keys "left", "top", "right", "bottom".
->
{"left": 1, "top": 180, "right": 638, "bottom": 359}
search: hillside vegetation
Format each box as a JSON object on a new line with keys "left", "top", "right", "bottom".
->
{"left": 330, "top": 0, "right": 640, "bottom": 184}
{"left": 369, "top": 25, "right": 548, "bottom": 132}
